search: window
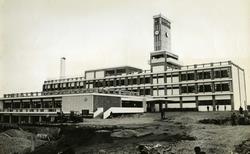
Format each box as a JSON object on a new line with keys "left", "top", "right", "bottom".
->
{"left": 116, "top": 79, "right": 120, "bottom": 86}
{"left": 204, "top": 71, "right": 211, "bottom": 79}
{"left": 188, "top": 85, "right": 196, "bottom": 93}
{"left": 215, "top": 83, "right": 222, "bottom": 91}
{"left": 198, "top": 84, "right": 204, "bottom": 92}
{"left": 140, "top": 77, "right": 144, "bottom": 84}
{"left": 145, "top": 89, "right": 150, "bottom": 95}
{"left": 140, "top": 89, "right": 144, "bottom": 95}
{"left": 145, "top": 77, "right": 150, "bottom": 84}
{"left": 121, "top": 79, "right": 125, "bottom": 86}
{"left": 215, "top": 82, "right": 230, "bottom": 92}
{"left": 187, "top": 72, "right": 195, "bottom": 80}
{"left": 204, "top": 84, "right": 212, "bottom": 92}
{"left": 197, "top": 72, "right": 203, "bottom": 80}
{"left": 133, "top": 78, "right": 137, "bottom": 84}
{"left": 214, "top": 69, "right": 221, "bottom": 78}
{"left": 221, "top": 69, "right": 229, "bottom": 78}
{"left": 110, "top": 80, "right": 114, "bottom": 86}
{"left": 221, "top": 83, "right": 230, "bottom": 91}
{"left": 181, "top": 86, "right": 188, "bottom": 93}
{"left": 181, "top": 73, "right": 187, "bottom": 81}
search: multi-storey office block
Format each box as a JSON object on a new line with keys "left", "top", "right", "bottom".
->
{"left": 0, "top": 14, "right": 247, "bottom": 124}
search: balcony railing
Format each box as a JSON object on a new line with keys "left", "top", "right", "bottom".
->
{"left": 0, "top": 108, "right": 60, "bottom": 113}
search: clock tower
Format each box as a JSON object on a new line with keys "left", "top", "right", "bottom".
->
{"left": 153, "top": 14, "right": 171, "bottom": 51}
{"left": 150, "top": 14, "right": 181, "bottom": 72}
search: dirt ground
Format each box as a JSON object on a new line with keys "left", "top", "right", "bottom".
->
{"left": 74, "top": 111, "right": 250, "bottom": 154}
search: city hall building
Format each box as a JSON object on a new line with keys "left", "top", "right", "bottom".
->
{"left": 0, "top": 14, "right": 247, "bottom": 123}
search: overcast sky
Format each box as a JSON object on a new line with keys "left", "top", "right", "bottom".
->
{"left": 0, "top": 0, "right": 250, "bottom": 97}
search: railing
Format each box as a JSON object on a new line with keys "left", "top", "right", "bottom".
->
{"left": 3, "top": 88, "right": 140, "bottom": 98}
{"left": 0, "top": 108, "right": 60, "bottom": 113}
{"left": 179, "top": 61, "right": 231, "bottom": 71}
{"left": 103, "top": 107, "right": 144, "bottom": 119}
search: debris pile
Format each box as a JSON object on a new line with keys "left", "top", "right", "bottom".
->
{"left": 137, "top": 143, "right": 172, "bottom": 154}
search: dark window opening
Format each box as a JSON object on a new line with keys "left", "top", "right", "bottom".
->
{"left": 145, "top": 89, "right": 151, "bottom": 95}
{"left": 204, "top": 84, "right": 212, "bottom": 92}
{"left": 121, "top": 80, "right": 125, "bottom": 86}
{"left": 145, "top": 77, "right": 150, "bottom": 84}
{"left": 198, "top": 85, "right": 204, "bottom": 92}
{"left": 181, "top": 74, "right": 187, "bottom": 81}
{"left": 214, "top": 70, "right": 221, "bottom": 78}
{"left": 221, "top": 70, "right": 229, "bottom": 78}
{"left": 222, "top": 83, "right": 230, "bottom": 91}
{"left": 187, "top": 73, "right": 195, "bottom": 80}
{"left": 198, "top": 100, "right": 213, "bottom": 105}
{"left": 133, "top": 78, "right": 137, "bottom": 84}
{"left": 215, "top": 84, "right": 222, "bottom": 91}
{"left": 188, "top": 85, "right": 196, "bottom": 93}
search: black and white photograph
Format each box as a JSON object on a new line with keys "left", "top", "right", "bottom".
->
{"left": 0, "top": 0, "right": 250, "bottom": 153}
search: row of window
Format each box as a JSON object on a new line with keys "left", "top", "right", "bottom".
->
{"left": 181, "top": 82, "right": 230, "bottom": 93}
{"left": 43, "top": 68, "right": 231, "bottom": 91}
{"left": 3, "top": 101, "right": 61, "bottom": 109}
{"left": 180, "top": 68, "right": 230, "bottom": 81}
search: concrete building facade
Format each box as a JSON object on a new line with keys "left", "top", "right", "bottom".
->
{"left": 0, "top": 14, "right": 247, "bottom": 123}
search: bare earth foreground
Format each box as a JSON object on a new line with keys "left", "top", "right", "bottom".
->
{"left": 75, "top": 112, "right": 250, "bottom": 154}
{"left": 2, "top": 112, "right": 250, "bottom": 154}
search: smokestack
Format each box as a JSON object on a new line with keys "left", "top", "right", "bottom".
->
{"left": 60, "top": 57, "right": 66, "bottom": 79}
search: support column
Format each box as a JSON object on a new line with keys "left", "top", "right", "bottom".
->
{"left": 0, "top": 115, "right": 3, "bottom": 123}
{"left": 180, "top": 97, "right": 183, "bottom": 109}
{"left": 243, "top": 70, "right": 247, "bottom": 110}
{"left": 9, "top": 115, "right": 12, "bottom": 124}
{"left": 28, "top": 116, "right": 31, "bottom": 124}
{"left": 18, "top": 116, "right": 21, "bottom": 124}
{"left": 39, "top": 116, "right": 42, "bottom": 123}
{"left": 237, "top": 68, "right": 242, "bottom": 108}
{"left": 159, "top": 102, "right": 163, "bottom": 112}
{"left": 212, "top": 95, "right": 216, "bottom": 111}
{"left": 195, "top": 96, "right": 199, "bottom": 111}
{"left": 231, "top": 94, "right": 235, "bottom": 111}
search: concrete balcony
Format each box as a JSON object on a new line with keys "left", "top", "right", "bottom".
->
{"left": 167, "top": 58, "right": 182, "bottom": 66}
{"left": 150, "top": 58, "right": 165, "bottom": 63}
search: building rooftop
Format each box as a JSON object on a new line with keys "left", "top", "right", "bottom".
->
{"left": 85, "top": 65, "right": 142, "bottom": 73}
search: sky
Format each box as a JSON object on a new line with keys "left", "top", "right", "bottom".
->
{"left": 0, "top": 0, "right": 250, "bottom": 98}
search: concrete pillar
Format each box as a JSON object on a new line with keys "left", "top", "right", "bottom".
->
{"left": 165, "top": 102, "right": 168, "bottom": 109}
{"left": 18, "top": 116, "right": 21, "bottom": 124}
{"left": 195, "top": 96, "right": 199, "bottom": 111}
{"left": 159, "top": 102, "right": 163, "bottom": 112}
{"left": 0, "top": 115, "right": 3, "bottom": 122}
{"left": 28, "top": 116, "right": 31, "bottom": 124}
{"left": 231, "top": 94, "right": 235, "bottom": 111}
{"left": 180, "top": 97, "right": 183, "bottom": 109}
{"left": 9, "top": 115, "right": 12, "bottom": 124}
{"left": 143, "top": 98, "right": 147, "bottom": 112}
{"left": 39, "top": 116, "right": 42, "bottom": 123}
{"left": 212, "top": 95, "right": 216, "bottom": 111}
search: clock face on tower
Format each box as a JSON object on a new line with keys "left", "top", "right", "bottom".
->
{"left": 154, "top": 30, "right": 159, "bottom": 35}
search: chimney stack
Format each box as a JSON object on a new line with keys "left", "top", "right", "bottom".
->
{"left": 60, "top": 57, "right": 66, "bottom": 79}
